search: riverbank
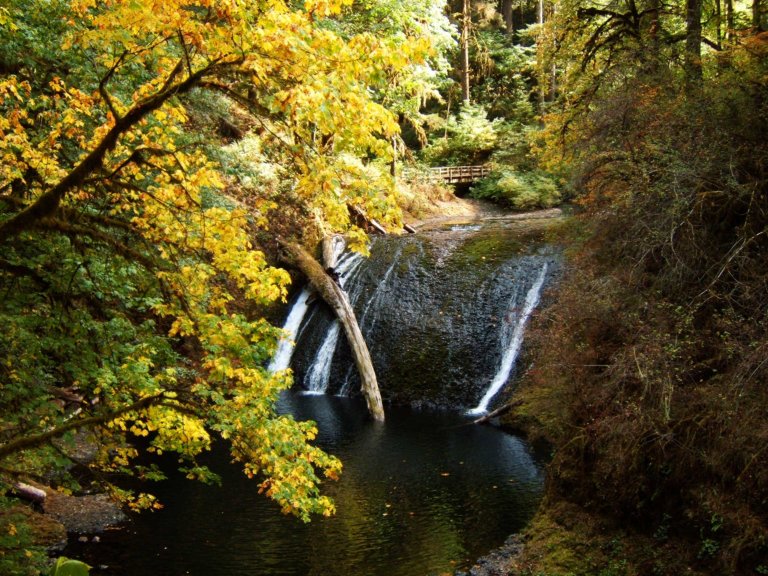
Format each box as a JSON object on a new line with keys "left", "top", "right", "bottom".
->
{"left": 496, "top": 203, "right": 768, "bottom": 575}
{"left": 401, "top": 186, "right": 563, "bottom": 231}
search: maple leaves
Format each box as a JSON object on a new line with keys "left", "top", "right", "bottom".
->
{"left": 0, "top": 0, "right": 435, "bottom": 530}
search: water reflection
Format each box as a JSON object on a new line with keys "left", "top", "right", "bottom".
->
{"left": 72, "top": 395, "right": 543, "bottom": 576}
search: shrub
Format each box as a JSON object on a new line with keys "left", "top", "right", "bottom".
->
{"left": 422, "top": 103, "right": 500, "bottom": 166}
{"left": 472, "top": 169, "right": 561, "bottom": 210}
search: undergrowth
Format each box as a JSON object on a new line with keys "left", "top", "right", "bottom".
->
{"left": 507, "top": 34, "right": 768, "bottom": 576}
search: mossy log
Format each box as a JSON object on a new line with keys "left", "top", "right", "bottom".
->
{"left": 321, "top": 234, "right": 344, "bottom": 269}
{"left": 348, "top": 204, "right": 387, "bottom": 235}
{"left": 472, "top": 399, "right": 522, "bottom": 425}
{"left": 14, "top": 482, "right": 47, "bottom": 503}
{"left": 279, "top": 239, "right": 385, "bottom": 422}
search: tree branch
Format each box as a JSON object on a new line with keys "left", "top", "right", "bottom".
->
{"left": 99, "top": 50, "right": 128, "bottom": 122}
{"left": 35, "top": 217, "right": 164, "bottom": 272}
{"left": 0, "top": 393, "right": 167, "bottom": 461}
{"left": 0, "top": 58, "right": 231, "bottom": 242}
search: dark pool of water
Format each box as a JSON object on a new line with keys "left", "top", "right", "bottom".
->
{"left": 69, "top": 394, "right": 543, "bottom": 576}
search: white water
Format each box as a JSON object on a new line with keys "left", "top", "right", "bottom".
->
{"left": 468, "top": 263, "right": 549, "bottom": 416}
{"left": 336, "top": 251, "right": 365, "bottom": 289}
{"left": 268, "top": 287, "right": 314, "bottom": 373}
{"left": 301, "top": 249, "right": 365, "bottom": 394}
{"left": 304, "top": 322, "right": 341, "bottom": 393}
{"left": 269, "top": 241, "right": 360, "bottom": 378}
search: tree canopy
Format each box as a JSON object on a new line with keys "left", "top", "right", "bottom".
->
{"left": 0, "top": 3, "right": 445, "bottom": 568}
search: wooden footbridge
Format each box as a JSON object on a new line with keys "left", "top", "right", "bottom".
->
{"left": 403, "top": 165, "right": 491, "bottom": 185}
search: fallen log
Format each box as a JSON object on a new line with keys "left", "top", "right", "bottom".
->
{"left": 472, "top": 400, "right": 522, "bottom": 425}
{"left": 279, "top": 239, "right": 385, "bottom": 422}
{"left": 14, "top": 482, "right": 47, "bottom": 503}
{"left": 348, "top": 204, "right": 387, "bottom": 235}
{"left": 321, "top": 234, "right": 345, "bottom": 269}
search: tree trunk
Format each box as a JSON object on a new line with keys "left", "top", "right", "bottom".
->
{"left": 642, "top": 0, "right": 661, "bottom": 72}
{"left": 754, "top": 0, "right": 764, "bottom": 31}
{"left": 322, "top": 234, "right": 344, "bottom": 269}
{"left": 726, "top": 0, "right": 734, "bottom": 41}
{"left": 280, "top": 240, "right": 385, "bottom": 422}
{"left": 538, "top": 0, "right": 546, "bottom": 107}
{"left": 549, "top": 3, "right": 557, "bottom": 98}
{"left": 461, "top": 0, "right": 471, "bottom": 103}
{"left": 685, "top": 0, "right": 703, "bottom": 83}
{"left": 390, "top": 136, "right": 397, "bottom": 179}
{"left": 501, "top": 0, "right": 515, "bottom": 37}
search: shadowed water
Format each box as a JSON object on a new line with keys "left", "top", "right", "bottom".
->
{"left": 69, "top": 396, "right": 543, "bottom": 576}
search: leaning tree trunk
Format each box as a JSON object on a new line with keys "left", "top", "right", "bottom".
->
{"left": 280, "top": 239, "right": 385, "bottom": 422}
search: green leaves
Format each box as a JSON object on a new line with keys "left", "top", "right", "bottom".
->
{"left": 424, "top": 103, "right": 500, "bottom": 166}
{"left": 49, "top": 558, "right": 90, "bottom": 576}
{"left": 1, "top": 0, "right": 441, "bottom": 550}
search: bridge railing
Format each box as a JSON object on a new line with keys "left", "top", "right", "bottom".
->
{"left": 403, "top": 165, "right": 492, "bottom": 184}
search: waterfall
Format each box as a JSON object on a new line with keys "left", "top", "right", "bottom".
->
{"left": 467, "top": 263, "right": 548, "bottom": 415}
{"left": 303, "top": 322, "right": 341, "bottom": 394}
{"left": 337, "top": 244, "right": 407, "bottom": 395}
{"left": 300, "top": 249, "right": 365, "bottom": 394}
{"left": 290, "top": 225, "right": 558, "bottom": 407}
{"left": 268, "top": 287, "right": 313, "bottom": 373}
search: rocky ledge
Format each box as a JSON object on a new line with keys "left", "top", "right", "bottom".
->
{"left": 455, "top": 534, "right": 525, "bottom": 576}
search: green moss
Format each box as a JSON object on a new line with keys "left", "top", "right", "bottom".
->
{"left": 521, "top": 505, "right": 604, "bottom": 575}
{"left": 446, "top": 230, "right": 525, "bottom": 269}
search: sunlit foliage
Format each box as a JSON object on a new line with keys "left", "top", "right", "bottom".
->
{"left": 0, "top": 1, "right": 438, "bottom": 560}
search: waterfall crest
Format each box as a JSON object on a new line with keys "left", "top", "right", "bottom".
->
{"left": 290, "top": 223, "right": 558, "bottom": 409}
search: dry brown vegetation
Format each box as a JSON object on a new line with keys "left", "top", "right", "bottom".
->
{"left": 507, "top": 35, "right": 768, "bottom": 576}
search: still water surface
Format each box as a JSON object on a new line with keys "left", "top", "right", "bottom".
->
{"left": 72, "top": 394, "right": 543, "bottom": 576}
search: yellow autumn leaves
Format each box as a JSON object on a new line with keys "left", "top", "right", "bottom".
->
{"left": 0, "top": 0, "right": 435, "bottom": 521}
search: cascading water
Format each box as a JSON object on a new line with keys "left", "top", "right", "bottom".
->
{"left": 300, "top": 249, "right": 364, "bottom": 393}
{"left": 303, "top": 322, "right": 340, "bottom": 394}
{"left": 269, "top": 237, "right": 361, "bottom": 382}
{"left": 291, "top": 221, "right": 559, "bottom": 410}
{"left": 267, "top": 287, "right": 313, "bottom": 373}
{"left": 467, "top": 262, "right": 548, "bottom": 415}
